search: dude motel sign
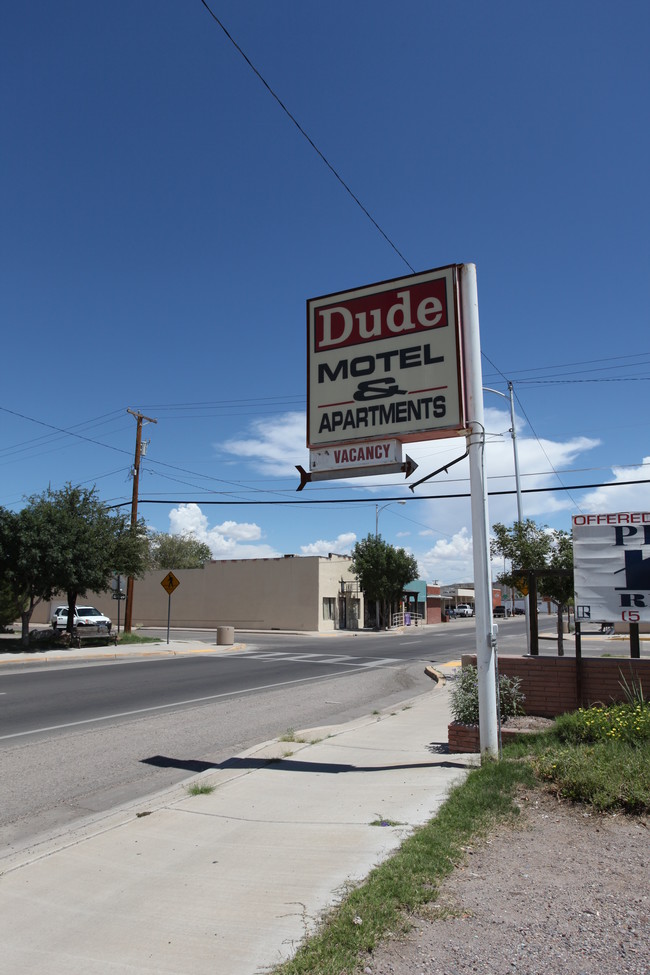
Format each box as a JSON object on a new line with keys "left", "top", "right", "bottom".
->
{"left": 301, "top": 265, "right": 466, "bottom": 485}
{"left": 573, "top": 512, "right": 650, "bottom": 623}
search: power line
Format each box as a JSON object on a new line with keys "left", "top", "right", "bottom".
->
{"left": 197, "top": 0, "right": 414, "bottom": 272}
{"left": 108, "top": 477, "right": 650, "bottom": 508}
{"left": 511, "top": 389, "right": 583, "bottom": 513}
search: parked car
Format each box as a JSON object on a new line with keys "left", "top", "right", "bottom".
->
{"left": 455, "top": 603, "right": 474, "bottom": 617}
{"left": 493, "top": 605, "right": 510, "bottom": 618}
{"left": 513, "top": 607, "right": 525, "bottom": 615}
{"left": 51, "top": 605, "right": 112, "bottom": 630}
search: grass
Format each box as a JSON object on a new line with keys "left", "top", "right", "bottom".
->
{"left": 269, "top": 697, "right": 650, "bottom": 975}
{"left": 187, "top": 783, "right": 215, "bottom": 796}
{"left": 505, "top": 700, "right": 650, "bottom": 814}
{"left": 271, "top": 759, "right": 535, "bottom": 975}
{"left": 279, "top": 728, "right": 306, "bottom": 743}
{"left": 116, "top": 632, "right": 160, "bottom": 645}
{"left": 0, "top": 629, "right": 161, "bottom": 651}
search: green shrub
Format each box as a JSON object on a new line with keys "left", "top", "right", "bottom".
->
{"left": 450, "top": 664, "right": 525, "bottom": 724}
{"left": 532, "top": 739, "right": 650, "bottom": 813}
{"left": 554, "top": 701, "right": 650, "bottom": 746}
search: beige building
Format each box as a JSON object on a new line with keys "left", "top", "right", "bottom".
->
{"left": 35, "top": 554, "right": 364, "bottom": 633}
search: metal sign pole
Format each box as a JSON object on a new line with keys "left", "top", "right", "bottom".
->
{"left": 167, "top": 594, "right": 171, "bottom": 645}
{"left": 460, "top": 264, "right": 499, "bottom": 757}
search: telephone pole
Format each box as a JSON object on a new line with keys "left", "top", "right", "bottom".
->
{"left": 124, "top": 409, "right": 157, "bottom": 633}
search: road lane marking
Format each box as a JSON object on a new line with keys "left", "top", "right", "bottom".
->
{"left": 0, "top": 663, "right": 401, "bottom": 742}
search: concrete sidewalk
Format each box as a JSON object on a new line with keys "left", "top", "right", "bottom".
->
{"left": 0, "top": 674, "right": 475, "bottom": 975}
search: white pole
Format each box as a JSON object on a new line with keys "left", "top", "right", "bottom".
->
{"left": 460, "top": 264, "right": 499, "bottom": 757}
{"left": 375, "top": 501, "right": 406, "bottom": 628}
{"left": 508, "top": 381, "right": 531, "bottom": 654}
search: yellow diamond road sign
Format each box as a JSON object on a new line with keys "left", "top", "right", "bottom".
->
{"left": 161, "top": 571, "right": 180, "bottom": 596}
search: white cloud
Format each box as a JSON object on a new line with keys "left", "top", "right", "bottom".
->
{"left": 213, "top": 408, "right": 648, "bottom": 584}
{"left": 299, "top": 532, "right": 357, "bottom": 556}
{"left": 220, "top": 411, "right": 307, "bottom": 477}
{"left": 575, "top": 458, "right": 650, "bottom": 515}
{"left": 416, "top": 527, "right": 474, "bottom": 584}
{"left": 168, "top": 503, "right": 280, "bottom": 559}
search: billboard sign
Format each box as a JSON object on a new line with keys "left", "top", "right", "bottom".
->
{"left": 573, "top": 512, "right": 650, "bottom": 623}
{"left": 307, "top": 266, "right": 465, "bottom": 448}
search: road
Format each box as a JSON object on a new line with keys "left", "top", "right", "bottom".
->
{"left": 0, "top": 617, "right": 579, "bottom": 855}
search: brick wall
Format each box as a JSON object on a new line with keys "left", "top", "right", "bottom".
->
{"left": 448, "top": 722, "right": 535, "bottom": 753}
{"left": 462, "top": 654, "right": 650, "bottom": 717}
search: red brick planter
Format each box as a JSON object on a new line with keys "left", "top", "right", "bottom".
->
{"left": 448, "top": 722, "right": 545, "bottom": 754}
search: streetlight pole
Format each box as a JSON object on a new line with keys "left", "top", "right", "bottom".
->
{"left": 483, "top": 381, "right": 530, "bottom": 652}
{"left": 374, "top": 500, "right": 406, "bottom": 629}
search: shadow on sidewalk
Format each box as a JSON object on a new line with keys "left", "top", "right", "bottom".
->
{"left": 141, "top": 752, "right": 468, "bottom": 775}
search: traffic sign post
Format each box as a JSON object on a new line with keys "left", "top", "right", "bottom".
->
{"left": 111, "top": 574, "right": 126, "bottom": 634}
{"left": 161, "top": 572, "right": 180, "bottom": 644}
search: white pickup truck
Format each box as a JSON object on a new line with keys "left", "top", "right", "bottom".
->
{"left": 455, "top": 603, "right": 475, "bottom": 617}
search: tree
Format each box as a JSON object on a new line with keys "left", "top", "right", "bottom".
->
{"left": 0, "top": 578, "right": 22, "bottom": 632}
{"left": 0, "top": 505, "right": 60, "bottom": 647}
{"left": 148, "top": 532, "right": 212, "bottom": 569}
{"left": 350, "top": 534, "right": 418, "bottom": 627}
{"left": 491, "top": 519, "right": 573, "bottom": 654}
{"left": 0, "top": 485, "right": 150, "bottom": 645}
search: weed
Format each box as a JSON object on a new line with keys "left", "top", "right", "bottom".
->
{"left": 619, "top": 670, "right": 646, "bottom": 707}
{"left": 279, "top": 728, "right": 306, "bottom": 743}
{"left": 187, "top": 783, "right": 215, "bottom": 796}
{"left": 370, "top": 815, "right": 404, "bottom": 827}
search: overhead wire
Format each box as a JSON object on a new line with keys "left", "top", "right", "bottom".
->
{"left": 108, "top": 477, "right": 650, "bottom": 509}
{"left": 197, "top": 0, "right": 414, "bottom": 272}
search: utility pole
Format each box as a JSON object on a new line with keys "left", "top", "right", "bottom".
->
{"left": 124, "top": 409, "right": 157, "bottom": 633}
{"left": 483, "top": 380, "right": 529, "bottom": 652}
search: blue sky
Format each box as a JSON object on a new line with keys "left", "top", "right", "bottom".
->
{"left": 2, "top": 0, "right": 648, "bottom": 584}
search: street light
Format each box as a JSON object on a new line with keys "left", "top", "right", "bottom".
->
{"left": 375, "top": 500, "right": 406, "bottom": 537}
{"left": 374, "top": 501, "right": 406, "bottom": 629}
{"left": 483, "top": 382, "right": 523, "bottom": 526}
{"left": 483, "top": 381, "right": 530, "bottom": 652}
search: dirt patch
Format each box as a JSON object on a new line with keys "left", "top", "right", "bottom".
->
{"left": 502, "top": 715, "right": 555, "bottom": 731}
{"left": 364, "top": 790, "right": 650, "bottom": 975}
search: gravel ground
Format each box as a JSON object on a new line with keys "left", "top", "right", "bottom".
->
{"left": 362, "top": 790, "right": 649, "bottom": 975}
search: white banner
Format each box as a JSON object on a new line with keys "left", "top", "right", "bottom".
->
{"left": 573, "top": 512, "right": 650, "bottom": 623}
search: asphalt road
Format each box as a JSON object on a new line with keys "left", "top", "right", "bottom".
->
{"left": 0, "top": 617, "right": 618, "bottom": 856}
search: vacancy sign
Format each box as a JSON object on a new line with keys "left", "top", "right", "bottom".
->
{"left": 307, "top": 266, "right": 465, "bottom": 449}
{"left": 573, "top": 512, "right": 650, "bottom": 623}
{"left": 310, "top": 439, "right": 402, "bottom": 472}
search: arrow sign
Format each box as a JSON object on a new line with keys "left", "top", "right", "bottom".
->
{"left": 161, "top": 571, "right": 180, "bottom": 596}
{"left": 296, "top": 455, "right": 418, "bottom": 491}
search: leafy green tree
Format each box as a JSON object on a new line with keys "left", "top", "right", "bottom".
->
{"left": 491, "top": 519, "right": 573, "bottom": 653}
{"left": 490, "top": 519, "right": 553, "bottom": 592}
{"left": 148, "top": 532, "right": 212, "bottom": 569}
{"left": 35, "top": 484, "right": 150, "bottom": 636}
{"left": 0, "top": 485, "right": 150, "bottom": 645}
{"left": 0, "top": 578, "right": 22, "bottom": 632}
{"left": 0, "top": 505, "right": 60, "bottom": 646}
{"left": 350, "top": 534, "right": 418, "bottom": 627}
